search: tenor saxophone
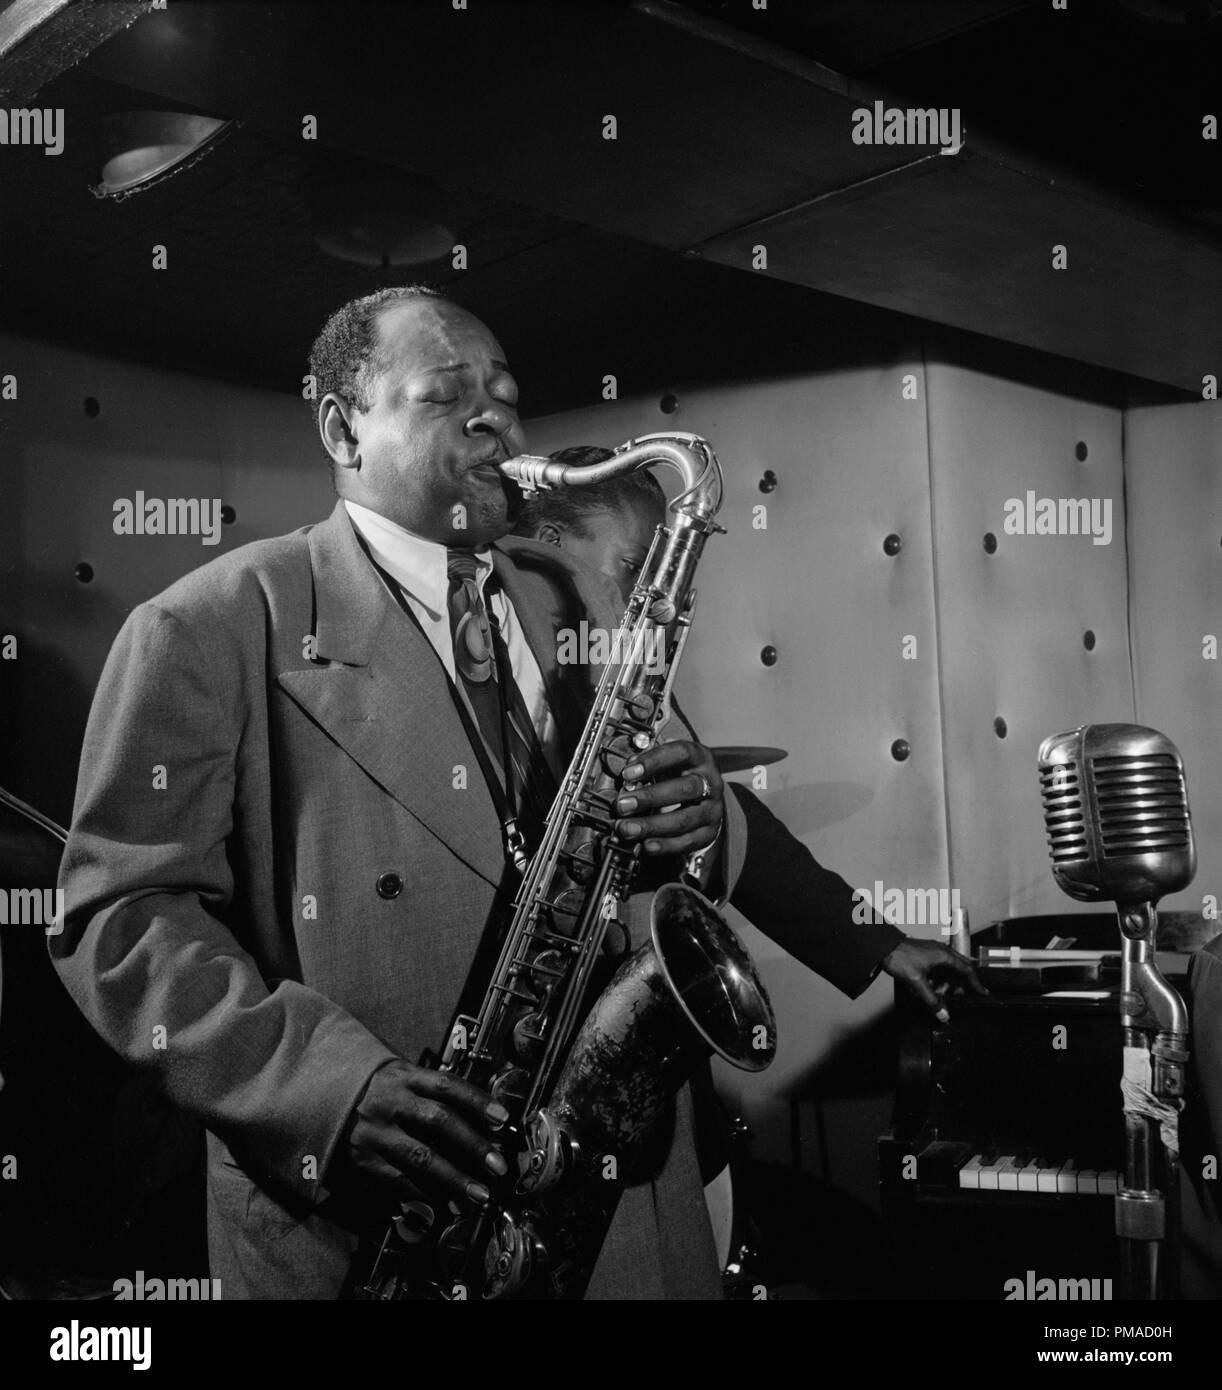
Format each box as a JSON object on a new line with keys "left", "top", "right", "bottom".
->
{"left": 356, "top": 432, "right": 776, "bottom": 1300}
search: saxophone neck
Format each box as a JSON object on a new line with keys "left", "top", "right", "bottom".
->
{"left": 497, "top": 432, "right": 724, "bottom": 529}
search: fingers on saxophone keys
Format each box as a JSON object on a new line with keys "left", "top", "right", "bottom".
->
{"left": 384, "top": 1135, "right": 502, "bottom": 1209}
{"left": 620, "top": 804, "right": 716, "bottom": 853}
{"left": 399, "top": 1100, "right": 507, "bottom": 1193}
{"left": 617, "top": 775, "right": 706, "bottom": 818}
{"left": 623, "top": 739, "right": 696, "bottom": 781}
{"left": 414, "top": 1069, "right": 509, "bottom": 1133}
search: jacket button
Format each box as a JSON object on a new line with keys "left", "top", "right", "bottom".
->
{"left": 376, "top": 872, "right": 403, "bottom": 899}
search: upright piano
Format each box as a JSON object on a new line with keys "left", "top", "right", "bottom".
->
{"left": 878, "top": 913, "right": 1207, "bottom": 1300}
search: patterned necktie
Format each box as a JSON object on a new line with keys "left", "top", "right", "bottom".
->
{"left": 445, "top": 549, "right": 555, "bottom": 853}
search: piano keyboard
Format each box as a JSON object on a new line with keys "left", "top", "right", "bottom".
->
{"left": 958, "top": 1154, "right": 1120, "bottom": 1195}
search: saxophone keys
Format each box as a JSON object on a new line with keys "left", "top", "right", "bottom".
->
{"left": 600, "top": 918, "right": 631, "bottom": 961}
{"left": 503, "top": 817, "right": 530, "bottom": 875}
{"left": 392, "top": 1200, "right": 436, "bottom": 1245}
{"left": 436, "top": 1215, "right": 479, "bottom": 1286}
{"left": 490, "top": 1065, "right": 530, "bottom": 1112}
{"left": 526, "top": 947, "right": 568, "bottom": 983}
{"left": 482, "top": 1212, "right": 546, "bottom": 1300}
{"left": 515, "top": 1109, "right": 571, "bottom": 1196}
{"left": 511, "top": 1010, "right": 547, "bottom": 1059}
{"left": 548, "top": 886, "right": 584, "bottom": 924}
{"left": 560, "top": 841, "right": 598, "bottom": 885}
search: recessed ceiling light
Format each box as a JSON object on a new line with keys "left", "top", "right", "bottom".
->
{"left": 310, "top": 168, "right": 454, "bottom": 268}
{"left": 93, "top": 110, "right": 234, "bottom": 201}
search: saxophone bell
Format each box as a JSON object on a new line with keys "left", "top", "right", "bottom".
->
{"left": 517, "top": 880, "right": 775, "bottom": 1204}
{"left": 651, "top": 882, "right": 776, "bottom": 1071}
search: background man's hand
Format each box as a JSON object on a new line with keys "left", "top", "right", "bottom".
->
{"left": 330, "top": 1059, "right": 509, "bottom": 1212}
{"left": 880, "top": 939, "right": 987, "bottom": 1023}
{"left": 615, "top": 739, "right": 724, "bottom": 858}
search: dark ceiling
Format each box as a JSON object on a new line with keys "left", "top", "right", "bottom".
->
{"left": 0, "top": 0, "right": 1218, "bottom": 414}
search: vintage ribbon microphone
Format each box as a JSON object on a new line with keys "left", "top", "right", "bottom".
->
{"left": 1038, "top": 724, "right": 1195, "bottom": 1300}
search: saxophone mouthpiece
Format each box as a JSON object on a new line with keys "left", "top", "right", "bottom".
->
{"left": 497, "top": 455, "right": 563, "bottom": 493}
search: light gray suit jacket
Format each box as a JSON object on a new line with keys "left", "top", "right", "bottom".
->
{"left": 52, "top": 500, "right": 747, "bottom": 1299}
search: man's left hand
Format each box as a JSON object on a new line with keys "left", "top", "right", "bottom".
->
{"left": 615, "top": 740, "right": 723, "bottom": 858}
{"left": 880, "top": 939, "right": 987, "bottom": 1023}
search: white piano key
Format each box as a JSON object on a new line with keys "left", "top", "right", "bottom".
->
{"left": 978, "top": 1156, "right": 1006, "bottom": 1191}
{"left": 997, "top": 1156, "right": 1023, "bottom": 1191}
{"left": 1036, "top": 1159, "right": 1063, "bottom": 1194}
{"left": 1055, "top": 1161, "right": 1080, "bottom": 1194}
{"left": 958, "top": 1154, "right": 984, "bottom": 1190}
{"left": 1016, "top": 1158, "right": 1041, "bottom": 1192}
{"left": 1097, "top": 1170, "right": 1121, "bottom": 1195}
{"left": 1076, "top": 1169, "right": 1099, "bottom": 1195}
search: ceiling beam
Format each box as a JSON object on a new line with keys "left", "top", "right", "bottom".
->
{"left": 0, "top": 0, "right": 154, "bottom": 104}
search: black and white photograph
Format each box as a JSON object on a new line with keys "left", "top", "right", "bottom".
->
{"left": 0, "top": 0, "right": 1220, "bottom": 1366}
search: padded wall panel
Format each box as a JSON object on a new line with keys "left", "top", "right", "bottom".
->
{"left": 1126, "top": 400, "right": 1222, "bottom": 917}
{"left": 925, "top": 353, "right": 1130, "bottom": 927}
{"left": 524, "top": 354, "right": 951, "bottom": 1193}
{"left": 0, "top": 332, "right": 328, "bottom": 823}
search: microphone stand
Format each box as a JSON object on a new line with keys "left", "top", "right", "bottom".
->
{"left": 1116, "top": 902, "right": 1189, "bottom": 1300}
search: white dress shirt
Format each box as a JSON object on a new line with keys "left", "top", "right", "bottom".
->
{"left": 343, "top": 500, "right": 560, "bottom": 772}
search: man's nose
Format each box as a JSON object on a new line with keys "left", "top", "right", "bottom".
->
{"left": 465, "top": 402, "right": 515, "bottom": 437}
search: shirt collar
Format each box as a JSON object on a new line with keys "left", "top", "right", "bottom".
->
{"left": 343, "top": 499, "right": 493, "bottom": 617}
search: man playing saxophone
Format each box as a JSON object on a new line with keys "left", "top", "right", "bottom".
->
{"left": 52, "top": 287, "right": 747, "bottom": 1299}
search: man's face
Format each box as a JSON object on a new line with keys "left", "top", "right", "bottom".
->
{"left": 562, "top": 498, "right": 663, "bottom": 605}
{"left": 344, "top": 299, "right": 527, "bottom": 545}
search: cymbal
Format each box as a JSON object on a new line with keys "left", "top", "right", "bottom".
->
{"left": 710, "top": 746, "right": 788, "bottom": 774}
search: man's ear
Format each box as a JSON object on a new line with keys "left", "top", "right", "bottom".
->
{"left": 319, "top": 392, "right": 360, "bottom": 470}
{"left": 537, "top": 521, "right": 564, "bottom": 549}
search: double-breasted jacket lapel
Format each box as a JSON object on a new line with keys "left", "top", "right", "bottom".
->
{"left": 276, "top": 501, "right": 506, "bottom": 887}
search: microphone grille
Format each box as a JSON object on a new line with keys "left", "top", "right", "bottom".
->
{"left": 1038, "top": 724, "right": 1195, "bottom": 902}
{"left": 1037, "top": 744, "right": 1088, "bottom": 868}
{"left": 1089, "top": 752, "right": 1191, "bottom": 858}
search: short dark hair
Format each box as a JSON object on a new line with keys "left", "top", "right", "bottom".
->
{"left": 306, "top": 283, "right": 455, "bottom": 429}
{"left": 512, "top": 445, "right": 666, "bottom": 537}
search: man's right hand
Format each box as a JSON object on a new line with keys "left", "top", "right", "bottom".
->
{"left": 332, "top": 1059, "right": 510, "bottom": 1210}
